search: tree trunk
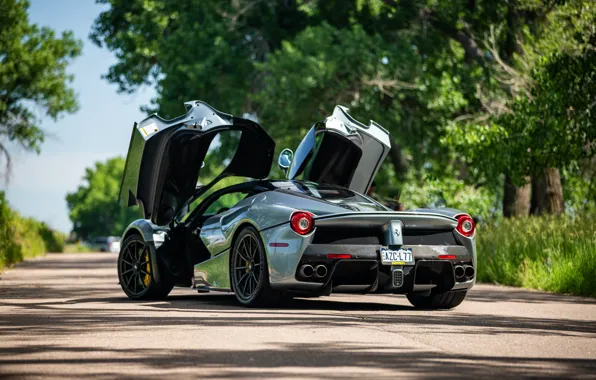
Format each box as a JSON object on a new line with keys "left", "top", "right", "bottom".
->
{"left": 530, "top": 168, "right": 564, "bottom": 215}
{"left": 544, "top": 168, "right": 564, "bottom": 215}
{"left": 530, "top": 174, "right": 547, "bottom": 215}
{"left": 503, "top": 175, "right": 530, "bottom": 217}
{"left": 388, "top": 134, "right": 407, "bottom": 181}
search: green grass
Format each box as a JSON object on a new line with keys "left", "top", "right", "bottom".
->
{"left": 477, "top": 214, "right": 596, "bottom": 297}
{"left": 63, "top": 243, "right": 92, "bottom": 253}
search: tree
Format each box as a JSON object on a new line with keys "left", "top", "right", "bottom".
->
{"left": 66, "top": 157, "right": 141, "bottom": 239}
{"left": 91, "top": 0, "right": 596, "bottom": 217}
{"left": 0, "top": 0, "right": 82, "bottom": 176}
{"left": 444, "top": 0, "right": 596, "bottom": 216}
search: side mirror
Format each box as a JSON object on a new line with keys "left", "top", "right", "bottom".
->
{"left": 278, "top": 148, "right": 293, "bottom": 174}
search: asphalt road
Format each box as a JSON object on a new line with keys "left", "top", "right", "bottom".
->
{"left": 1, "top": 252, "right": 595, "bottom": 379}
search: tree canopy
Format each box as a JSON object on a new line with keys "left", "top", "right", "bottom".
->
{"left": 90, "top": 0, "right": 596, "bottom": 218}
{"left": 66, "top": 157, "right": 141, "bottom": 239}
{"left": 0, "top": 0, "right": 82, "bottom": 175}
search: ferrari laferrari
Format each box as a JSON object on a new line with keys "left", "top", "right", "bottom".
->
{"left": 118, "top": 100, "right": 477, "bottom": 308}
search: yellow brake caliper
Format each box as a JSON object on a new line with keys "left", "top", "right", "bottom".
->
{"left": 143, "top": 252, "right": 151, "bottom": 286}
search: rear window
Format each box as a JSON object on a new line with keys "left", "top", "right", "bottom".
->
{"left": 272, "top": 180, "right": 388, "bottom": 212}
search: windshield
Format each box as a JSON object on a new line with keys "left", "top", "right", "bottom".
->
{"left": 272, "top": 180, "right": 388, "bottom": 212}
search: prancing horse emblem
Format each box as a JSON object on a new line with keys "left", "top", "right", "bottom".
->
{"left": 394, "top": 228, "right": 401, "bottom": 236}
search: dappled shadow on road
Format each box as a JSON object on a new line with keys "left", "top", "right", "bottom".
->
{"left": 2, "top": 290, "right": 596, "bottom": 339}
{"left": 2, "top": 253, "right": 596, "bottom": 378}
{"left": 0, "top": 342, "right": 594, "bottom": 379}
{"left": 467, "top": 286, "right": 596, "bottom": 305}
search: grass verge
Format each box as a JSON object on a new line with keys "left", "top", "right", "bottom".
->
{"left": 63, "top": 243, "right": 91, "bottom": 253}
{"left": 477, "top": 214, "right": 596, "bottom": 297}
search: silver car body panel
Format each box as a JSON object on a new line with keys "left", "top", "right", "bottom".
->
{"left": 191, "top": 189, "right": 476, "bottom": 292}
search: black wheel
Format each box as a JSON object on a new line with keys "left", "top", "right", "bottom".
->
{"left": 406, "top": 290, "right": 467, "bottom": 309}
{"left": 118, "top": 233, "right": 173, "bottom": 300}
{"left": 230, "top": 227, "right": 280, "bottom": 307}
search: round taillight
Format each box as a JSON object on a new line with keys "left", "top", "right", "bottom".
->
{"left": 290, "top": 211, "right": 315, "bottom": 235}
{"left": 455, "top": 214, "right": 475, "bottom": 237}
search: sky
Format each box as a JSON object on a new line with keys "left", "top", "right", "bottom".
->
{"left": 2, "top": 0, "right": 156, "bottom": 233}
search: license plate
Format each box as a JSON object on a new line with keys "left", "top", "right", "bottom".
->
{"left": 380, "top": 247, "right": 413, "bottom": 265}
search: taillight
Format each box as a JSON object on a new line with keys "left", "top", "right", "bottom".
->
{"left": 290, "top": 211, "right": 315, "bottom": 235}
{"left": 455, "top": 214, "right": 475, "bottom": 237}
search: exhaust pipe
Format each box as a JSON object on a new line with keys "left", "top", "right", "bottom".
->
{"left": 454, "top": 265, "right": 465, "bottom": 280}
{"left": 464, "top": 265, "right": 475, "bottom": 279}
{"left": 314, "top": 265, "right": 328, "bottom": 278}
{"left": 299, "top": 264, "right": 314, "bottom": 278}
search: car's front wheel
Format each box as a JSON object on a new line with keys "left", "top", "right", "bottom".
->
{"left": 406, "top": 290, "right": 467, "bottom": 309}
{"left": 230, "top": 226, "right": 280, "bottom": 307}
{"left": 118, "top": 233, "right": 173, "bottom": 300}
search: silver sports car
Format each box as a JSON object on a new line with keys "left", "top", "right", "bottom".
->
{"left": 118, "top": 100, "right": 476, "bottom": 308}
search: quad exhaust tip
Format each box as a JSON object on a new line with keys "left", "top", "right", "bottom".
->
{"left": 454, "top": 265, "right": 465, "bottom": 279}
{"left": 314, "top": 265, "right": 328, "bottom": 278}
{"left": 299, "top": 264, "right": 314, "bottom": 278}
{"left": 455, "top": 265, "right": 474, "bottom": 281}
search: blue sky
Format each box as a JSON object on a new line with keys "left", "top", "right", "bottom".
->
{"left": 2, "top": 0, "right": 156, "bottom": 233}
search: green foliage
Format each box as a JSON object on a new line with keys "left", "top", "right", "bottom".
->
{"left": 444, "top": 0, "right": 596, "bottom": 187}
{"left": 0, "top": 191, "right": 66, "bottom": 270}
{"left": 66, "top": 157, "right": 142, "bottom": 240}
{"left": 0, "top": 0, "right": 81, "bottom": 171}
{"left": 562, "top": 161, "right": 596, "bottom": 216}
{"left": 0, "top": 191, "right": 21, "bottom": 269}
{"left": 477, "top": 214, "right": 596, "bottom": 297}
{"left": 37, "top": 222, "right": 66, "bottom": 253}
{"left": 399, "top": 170, "right": 499, "bottom": 220}
{"left": 91, "top": 0, "right": 596, "bottom": 214}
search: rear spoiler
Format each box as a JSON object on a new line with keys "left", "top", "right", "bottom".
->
{"left": 314, "top": 212, "right": 457, "bottom": 230}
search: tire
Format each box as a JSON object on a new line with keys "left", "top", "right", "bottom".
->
{"left": 406, "top": 290, "right": 467, "bottom": 309}
{"left": 118, "top": 233, "right": 173, "bottom": 300}
{"left": 230, "top": 226, "right": 280, "bottom": 307}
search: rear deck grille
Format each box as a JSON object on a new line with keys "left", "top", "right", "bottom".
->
{"left": 313, "top": 226, "right": 459, "bottom": 246}
{"left": 312, "top": 227, "right": 382, "bottom": 245}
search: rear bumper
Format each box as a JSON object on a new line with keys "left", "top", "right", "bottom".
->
{"left": 271, "top": 243, "right": 475, "bottom": 294}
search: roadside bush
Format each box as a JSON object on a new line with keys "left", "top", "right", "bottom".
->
{"left": 477, "top": 214, "right": 596, "bottom": 297}
{"left": 38, "top": 222, "right": 66, "bottom": 252}
{"left": 0, "top": 191, "right": 65, "bottom": 270}
{"left": 0, "top": 192, "right": 22, "bottom": 270}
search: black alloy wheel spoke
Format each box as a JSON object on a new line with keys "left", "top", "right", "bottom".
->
{"left": 124, "top": 270, "right": 134, "bottom": 289}
{"left": 234, "top": 234, "right": 262, "bottom": 300}
{"left": 242, "top": 274, "right": 250, "bottom": 295}
{"left": 238, "top": 272, "right": 249, "bottom": 287}
{"left": 238, "top": 249, "right": 251, "bottom": 263}
{"left": 120, "top": 240, "right": 151, "bottom": 296}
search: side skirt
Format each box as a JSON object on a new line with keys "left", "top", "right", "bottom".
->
{"left": 193, "top": 249, "right": 231, "bottom": 290}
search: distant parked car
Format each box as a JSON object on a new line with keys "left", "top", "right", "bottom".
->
{"left": 89, "top": 236, "right": 120, "bottom": 253}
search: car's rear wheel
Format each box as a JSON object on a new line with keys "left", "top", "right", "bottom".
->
{"left": 406, "top": 290, "right": 467, "bottom": 309}
{"left": 118, "top": 233, "right": 173, "bottom": 300}
{"left": 230, "top": 226, "right": 280, "bottom": 307}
